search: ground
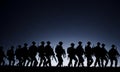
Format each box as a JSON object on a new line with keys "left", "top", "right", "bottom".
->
{"left": 0, "top": 66, "right": 120, "bottom": 72}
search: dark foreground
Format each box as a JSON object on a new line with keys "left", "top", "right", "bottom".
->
{"left": 0, "top": 66, "right": 120, "bottom": 72}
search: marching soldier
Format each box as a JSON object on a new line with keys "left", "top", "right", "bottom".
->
{"left": 100, "top": 43, "right": 108, "bottom": 67}
{"left": 67, "top": 43, "right": 78, "bottom": 67}
{"left": 93, "top": 42, "right": 101, "bottom": 67}
{"left": 108, "top": 45, "right": 120, "bottom": 67}
{"left": 76, "top": 41, "right": 84, "bottom": 67}
{"left": 44, "top": 41, "right": 56, "bottom": 67}
{"left": 7, "top": 46, "right": 15, "bottom": 66}
{"left": 21, "top": 43, "right": 30, "bottom": 66}
{"left": 85, "top": 41, "right": 93, "bottom": 67}
{"left": 29, "top": 41, "right": 38, "bottom": 67}
{"left": 55, "top": 41, "right": 66, "bottom": 67}
{"left": 15, "top": 45, "right": 22, "bottom": 66}
{"left": 38, "top": 41, "right": 46, "bottom": 67}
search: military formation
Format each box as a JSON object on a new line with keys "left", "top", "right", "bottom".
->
{"left": 0, "top": 41, "right": 120, "bottom": 67}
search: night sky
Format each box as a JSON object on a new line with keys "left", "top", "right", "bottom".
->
{"left": 0, "top": 0, "right": 120, "bottom": 66}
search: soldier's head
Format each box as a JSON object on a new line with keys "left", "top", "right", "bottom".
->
{"left": 87, "top": 41, "right": 91, "bottom": 45}
{"left": 11, "top": 46, "right": 14, "bottom": 49}
{"left": 24, "top": 43, "right": 28, "bottom": 46}
{"left": 59, "top": 41, "right": 63, "bottom": 45}
{"left": 32, "top": 41, "right": 36, "bottom": 45}
{"left": 18, "top": 45, "right": 21, "bottom": 48}
{"left": 112, "top": 44, "right": 115, "bottom": 48}
{"left": 71, "top": 43, "right": 75, "bottom": 47}
{"left": 102, "top": 43, "right": 105, "bottom": 47}
{"left": 97, "top": 42, "right": 101, "bottom": 46}
{"left": 78, "top": 41, "right": 82, "bottom": 45}
{"left": 41, "top": 41, "right": 45, "bottom": 45}
{"left": 47, "top": 41, "right": 51, "bottom": 45}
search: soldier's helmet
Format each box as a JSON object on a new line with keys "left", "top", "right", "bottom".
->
{"left": 102, "top": 43, "right": 105, "bottom": 47}
{"left": 47, "top": 41, "right": 51, "bottom": 44}
{"left": 97, "top": 42, "right": 100, "bottom": 45}
{"left": 87, "top": 41, "right": 91, "bottom": 45}
{"left": 112, "top": 44, "right": 115, "bottom": 48}
{"left": 32, "top": 41, "right": 36, "bottom": 44}
{"left": 24, "top": 43, "right": 28, "bottom": 46}
{"left": 11, "top": 46, "right": 14, "bottom": 49}
{"left": 78, "top": 41, "right": 82, "bottom": 44}
{"left": 18, "top": 45, "right": 21, "bottom": 48}
{"left": 71, "top": 43, "right": 75, "bottom": 46}
{"left": 59, "top": 41, "right": 63, "bottom": 45}
{"left": 41, "top": 41, "right": 45, "bottom": 44}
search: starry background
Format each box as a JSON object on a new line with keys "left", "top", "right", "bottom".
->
{"left": 0, "top": 0, "right": 120, "bottom": 66}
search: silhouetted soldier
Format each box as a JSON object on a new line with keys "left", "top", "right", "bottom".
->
{"left": 100, "top": 43, "right": 108, "bottom": 67}
{"left": 85, "top": 41, "right": 93, "bottom": 67}
{"left": 15, "top": 45, "right": 22, "bottom": 66}
{"left": 76, "top": 41, "right": 84, "bottom": 67}
{"left": 21, "top": 43, "right": 30, "bottom": 66}
{"left": 108, "top": 45, "right": 120, "bottom": 67}
{"left": 55, "top": 41, "right": 66, "bottom": 67}
{"left": 93, "top": 42, "right": 101, "bottom": 67}
{"left": 29, "top": 41, "right": 38, "bottom": 67}
{"left": 67, "top": 43, "right": 78, "bottom": 67}
{"left": 7, "top": 46, "right": 15, "bottom": 66}
{"left": 0, "top": 46, "right": 5, "bottom": 66}
{"left": 38, "top": 41, "right": 46, "bottom": 67}
{"left": 44, "top": 41, "right": 56, "bottom": 67}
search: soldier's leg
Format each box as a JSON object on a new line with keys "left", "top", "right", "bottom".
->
{"left": 33, "top": 57, "right": 38, "bottom": 67}
{"left": 81, "top": 57, "right": 84, "bottom": 67}
{"left": 74, "top": 56, "right": 78, "bottom": 67}
{"left": 101, "top": 58, "right": 104, "bottom": 67}
{"left": 87, "top": 57, "right": 89, "bottom": 67}
{"left": 105, "top": 57, "right": 108, "bottom": 67}
{"left": 59, "top": 56, "right": 63, "bottom": 67}
{"left": 3, "top": 60, "right": 5, "bottom": 66}
{"left": 30, "top": 59, "right": 34, "bottom": 66}
{"left": 26, "top": 58, "right": 30, "bottom": 66}
{"left": 56, "top": 56, "right": 60, "bottom": 67}
{"left": 48, "top": 56, "right": 51, "bottom": 67}
{"left": 68, "top": 57, "right": 72, "bottom": 67}
{"left": 115, "top": 58, "right": 118, "bottom": 67}
{"left": 39, "top": 57, "right": 43, "bottom": 67}
{"left": 110, "top": 59, "right": 113, "bottom": 67}
{"left": 12, "top": 59, "right": 15, "bottom": 66}
{"left": 98, "top": 58, "right": 101, "bottom": 67}
{"left": 78, "top": 57, "right": 80, "bottom": 67}
{"left": 94, "top": 57, "right": 98, "bottom": 67}
{"left": 43, "top": 56, "right": 47, "bottom": 67}
{"left": 9, "top": 59, "right": 11, "bottom": 66}
{"left": 89, "top": 57, "right": 93, "bottom": 67}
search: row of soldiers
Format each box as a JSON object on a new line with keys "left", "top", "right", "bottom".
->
{"left": 0, "top": 41, "right": 120, "bottom": 67}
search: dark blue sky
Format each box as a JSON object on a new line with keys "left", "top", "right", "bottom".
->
{"left": 0, "top": 0, "right": 120, "bottom": 52}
